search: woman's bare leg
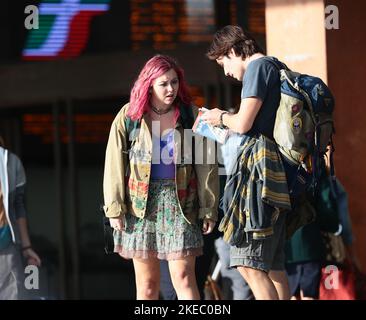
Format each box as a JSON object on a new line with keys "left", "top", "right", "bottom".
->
{"left": 132, "top": 257, "right": 160, "bottom": 300}
{"left": 168, "top": 256, "right": 200, "bottom": 300}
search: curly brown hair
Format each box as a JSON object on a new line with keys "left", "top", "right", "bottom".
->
{"left": 206, "top": 25, "right": 264, "bottom": 60}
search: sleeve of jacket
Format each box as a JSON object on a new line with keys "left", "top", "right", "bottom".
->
{"left": 191, "top": 106, "right": 219, "bottom": 222}
{"left": 14, "top": 155, "right": 27, "bottom": 219}
{"left": 103, "top": 105, "right": 129, "bottom": 218}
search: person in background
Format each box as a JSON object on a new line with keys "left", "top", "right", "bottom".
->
{"left": 286, "top": 151, "right": 360, "bottom": 300}
{"left": 332, "top": 178, "right": 361, "bottom": 271}
{"left": 0, "top": 134, "right": 41, "bottom": 300}
{"left": 285, "top": 205, "right": 339, "bottom": 299}
{"left": 103, "top": 55, "right": 219, "bottom": 300}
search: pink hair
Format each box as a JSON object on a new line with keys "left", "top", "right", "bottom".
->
{"left": 127, "top": 55, "right": 192, "bottom": 121}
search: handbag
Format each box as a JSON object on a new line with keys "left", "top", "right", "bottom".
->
{"left": 204, "top": 259, "right": 223, "bottom": 300}
{"left": 204, "top": 275, "right": 223, "bottom": 300}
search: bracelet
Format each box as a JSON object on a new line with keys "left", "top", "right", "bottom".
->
{"left": 22, "top": 245, "right": 32, "bottom": 251}
{"left": 219, "top": 111, "right": 229, "bottom": 128}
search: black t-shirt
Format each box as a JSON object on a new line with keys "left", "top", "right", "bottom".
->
{"left": 241, "top": 56, "right": 282, "bottom": 139}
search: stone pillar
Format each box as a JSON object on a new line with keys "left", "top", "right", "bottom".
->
{"left": 266, "top": 0, "right": 327, "bottom": 80}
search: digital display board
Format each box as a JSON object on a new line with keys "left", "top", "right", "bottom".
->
{"left": 22, "top": 0, "right": 111, "bottom": 60}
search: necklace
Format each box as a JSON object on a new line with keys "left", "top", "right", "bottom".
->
{"left": 151, "top": 105, "right": 173, "bottom": 116}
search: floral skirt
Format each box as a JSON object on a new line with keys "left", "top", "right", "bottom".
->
{"left": 114, "top": 179, "right": 203, "bottom": 260}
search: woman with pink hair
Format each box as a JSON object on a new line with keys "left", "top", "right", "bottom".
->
{"left": 103, "top": 55, "right": 219, "bottom": 299}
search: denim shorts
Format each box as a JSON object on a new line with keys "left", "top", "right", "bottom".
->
{"left": 229, "top": 212, "right": 287, "bottom": 273}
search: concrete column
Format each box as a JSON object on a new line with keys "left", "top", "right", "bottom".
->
{"left": 266, "top": 0, "right": 327, "bottom": 80}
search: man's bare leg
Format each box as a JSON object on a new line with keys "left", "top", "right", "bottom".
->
{"left": 237, "top": 266, "right": 279, "bottom": 300}
{"left": 269, "top": 270, "right": 290, "bottom": 300}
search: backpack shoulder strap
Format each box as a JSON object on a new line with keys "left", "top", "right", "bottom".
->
{"left": 266, "top": 57, "right": 316, "bottom": 123}
{"left": 264, "top": 56, "right": 290, "bottom": 71}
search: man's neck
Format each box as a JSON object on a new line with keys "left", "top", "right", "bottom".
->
{"left": 243, "top": 53, "right": 265, "bottom": 69}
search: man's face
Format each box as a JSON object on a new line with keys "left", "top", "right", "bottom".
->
{"left": 216, "top": 49, "right": 244, "bottom": 81}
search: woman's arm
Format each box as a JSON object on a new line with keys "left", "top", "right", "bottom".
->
{"left": 103, "top": 106, "right": 130, "bottom": 219}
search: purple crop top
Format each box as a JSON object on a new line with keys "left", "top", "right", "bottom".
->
{"left": 151, "top": 130, "right": 175, "bottom": 179}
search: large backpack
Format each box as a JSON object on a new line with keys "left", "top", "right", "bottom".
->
{"left": 267, "top": 58, "right": 335, "bottom": 187}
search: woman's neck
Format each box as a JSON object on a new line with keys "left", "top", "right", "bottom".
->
{"left": 151, "top": 104, "right": 173, "bottom": 115}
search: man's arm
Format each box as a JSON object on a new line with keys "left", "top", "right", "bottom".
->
{"left": 201, "top": 97, "right": 263, "bottom": 134}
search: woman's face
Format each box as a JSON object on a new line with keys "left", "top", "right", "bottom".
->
{"left": 150, "top": 68, "right": 179, "bottom": 109}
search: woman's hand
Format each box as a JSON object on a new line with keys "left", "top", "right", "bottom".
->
{"left": 109, "top": 217, "right": 124, "bottom": 231}
{"left": 202, "top": 218, "right": 216, "bottom": 235}
{"left": 200, "top": 108, "right": 224, "bottom": 126}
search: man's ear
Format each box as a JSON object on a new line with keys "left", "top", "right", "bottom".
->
{"left": 229, "top": 48, "right": 237, "bottom": 57}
